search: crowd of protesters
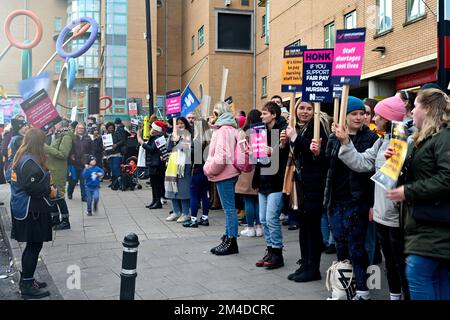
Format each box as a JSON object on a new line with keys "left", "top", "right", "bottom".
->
{"left": 1, "top": 82, "right": 449, "bottom": 300}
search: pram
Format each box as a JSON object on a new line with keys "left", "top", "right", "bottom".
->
{"left": 118, "top": 156, "right": 142, "bottom": 191}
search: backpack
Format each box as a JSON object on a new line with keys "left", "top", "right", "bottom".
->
{"left": 325, "top": 260, "right": 356, "bottom": 300}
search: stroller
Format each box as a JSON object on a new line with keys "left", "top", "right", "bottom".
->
{"left": 118, "top": 156, "right": 142, "bottom": 191}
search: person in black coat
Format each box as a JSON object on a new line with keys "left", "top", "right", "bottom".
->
{"left": 137, "top": 121, "right": 167, "bottom": 209}
{"left": 68, "top": 123, "right": 92, "bottom": 201}
{"left": 311, "top": 96, "right": 379, "bottom": 300}
{"left": 10, "top": 128, "right": 54, "bottom": 299}
{"left": 91, "top": 126, "right": 104, "bottom": 169}
{"left": 284, "top": 101, "right": 330, "bottom": 282}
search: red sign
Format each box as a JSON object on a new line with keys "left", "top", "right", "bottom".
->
{"left": 20, "top": 89, "right": 62, "bottom": 131}
{"left": 395, "top": 67, "right": 437, "bottom": 90}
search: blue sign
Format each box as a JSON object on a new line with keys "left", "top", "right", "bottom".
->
{"left": 301, "top": 49, "right": 334, "bottom": 103}
{"left": 181, "top": 86, "right": 200, "bottom": 117}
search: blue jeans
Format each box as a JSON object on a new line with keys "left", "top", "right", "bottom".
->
{"left": 406, "top": 254, "right": 450, "bottom": 300}
{"left": 216, "top": 177, "right": 238, "bottom": 238}
{"left": 329, "top": 202, "right": 369, "bottom": 291}
{"left": 321, "top": 212, "right": 335, "bottom": 246}
{"left": 259, "top": 192, "right": 284, "bottom": 249}
{"left": 171, "top": 199, "right": 190, "bottom": 216}
{"left": 108, "top": 156, "right": 122, "bottom": 179}
{"left": 243, "top": 195, "right": 260, "bottom": 227}
{"left": 67, "top": 167, "right": 86, "bottom": 200}
{"left": 85, "top": 187, "right": 99, "bottom": 212}
{"left": 190, "top": 172, "right": 210, "bottom": 218}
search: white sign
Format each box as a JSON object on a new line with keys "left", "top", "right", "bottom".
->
{"left": 155, "top": 135, "right": 167, "bottom": 149}
{"left": 102, "top": 133, "right": 113, "bottom": 150}
{"left": 137, "top": 146, "right": 146, "bottom": 167}
{"left": 70, "top": 107, "right": 77, "bottom": 122}
{"left": 201, "top": 95, "right": 211, "bottom": 119}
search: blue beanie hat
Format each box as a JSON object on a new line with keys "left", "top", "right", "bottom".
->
{"left": 114, "top": 118, "right": 122, "bottom": 124}
{"left": 346, "top": 96, "right": 366, "bottom": 114}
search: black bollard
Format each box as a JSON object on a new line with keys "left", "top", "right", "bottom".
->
{"left": 120, "top": 233, "right": 139, "bottom": 300}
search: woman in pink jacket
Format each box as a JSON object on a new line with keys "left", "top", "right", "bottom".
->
{"left": 204, "top": 102, "right": 241, "bottom": 256}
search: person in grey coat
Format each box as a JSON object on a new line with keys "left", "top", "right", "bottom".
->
{"left": 165, "top": 117, "right": 192, "bottom": 223}
{"left": 336, "top": 95, "right": 410, "bottom": 300}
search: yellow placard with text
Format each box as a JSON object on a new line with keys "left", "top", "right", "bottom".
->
{"left": 281, "top": 46, "right": 305, "bottom": 92}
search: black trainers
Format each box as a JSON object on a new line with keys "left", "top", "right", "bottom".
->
{"left": 183, "top": 220, "right": 198, "bottom": 228}
{"left": 20, "top": 280, "right": 50, "bottom": 299}
{"left": 198, "top": 217, "right": 209, "bottom": 226}
{"left": 293, "top": 270, "right": 322, "bottom": 282}
{"left": 87, "top": 211, "right": 92, "bottom": 216}
{"left": 53, "top": 220, "right": 70, "bottom": 231}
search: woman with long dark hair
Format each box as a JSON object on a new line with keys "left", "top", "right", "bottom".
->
{"left": 10, "top": 128, "right": 54, "bottom": 299}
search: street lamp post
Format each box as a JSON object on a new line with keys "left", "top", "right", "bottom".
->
{"left": 437, "top": 0, "right": 450, "bottom": 93}
{"left": 145, "top": 0, "right": 155, "bottom": 115}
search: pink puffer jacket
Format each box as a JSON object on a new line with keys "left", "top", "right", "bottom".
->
{"left": 203, "top": 125, "right": 240, "bottom": 182}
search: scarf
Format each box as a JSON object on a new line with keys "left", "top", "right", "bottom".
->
{"left": 164, "top": 151, "right": 178, "bottom": 193}
{"left": 214, "top": 112, "right": 237, "bottom": 128}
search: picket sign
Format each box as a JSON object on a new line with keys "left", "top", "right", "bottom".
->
{"left": 338, "top": 85, "right": 350, "bottom": 128}
{"left": 289, "top": 92, "right": 296, "bottom": 128}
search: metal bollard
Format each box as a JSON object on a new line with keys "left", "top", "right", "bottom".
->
{"left": 120, "top": 233, "right": 139, "bottom": 300}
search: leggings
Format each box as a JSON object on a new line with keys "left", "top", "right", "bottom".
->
{"left": 22, "top": 242, "right": 43, "bottom": 280}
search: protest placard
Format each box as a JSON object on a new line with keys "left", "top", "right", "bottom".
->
{"left": 20, "top": 89, "right": 62, "bottom": 131}
{"left": 128, "top": 101, "right": 138, "bottom": 116}
{"left": 302, "top": 49, "right": 334, "bottom": 103}
{"left": 281, "top": 46, "right": 306, "bottom": 92}
{"left": 371, "top": 122, "right": 408, "bottom": 190}
{"left": 166, "top": 89, "right": 181, "bottom": 116}
{"left": 250, "top": 123, "right": 268, "bottom": 163}
{"left": 102, "top": 133, "right": 113, "bottom": 150}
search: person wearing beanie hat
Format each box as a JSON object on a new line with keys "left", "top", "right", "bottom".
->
{"left": 312, "top": 95, "right": 379, "bottom": 300}
{"left": 137, "top": 119, "right": 167, "bottom": 209}
{"left": 4, "top": 117, "right": 29, "bottom": 175}
{"left": 82, "top": 154, "right": 105, "bottom": 216}
{"left": 335, "top": 94, "right": 411, "bottom": 300}
{"left": 114, "top": 118, "right": 122, "bottom": 125}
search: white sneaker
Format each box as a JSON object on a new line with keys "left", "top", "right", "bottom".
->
{"left": 279, "top": 213, "right": 288, "bottom": 221}
{"left": 176, "top": 215, "right": 190, "bottom": 223}
{"left": 255, "top": 226, "right": 263, "bottom": 237}
{"left": 240, "top": 227, "right": 256, "bottom": 237}
{"left": 166, "top": 213, "right": 181, "bottom": 221}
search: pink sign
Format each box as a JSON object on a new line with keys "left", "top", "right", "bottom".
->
{"left": 250, "top": 124, "right": 268, "bottom": 159}
{"left": 166, "top": 90, "right": 181, "bottom": 115}
{"left": 20, "top": 89, "right": 62, "bottom": 131}
{"left": 331, "top": 28, "right": 366, "bottom": 86}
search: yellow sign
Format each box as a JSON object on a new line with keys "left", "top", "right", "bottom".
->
{"left": 371, "top": 122, "right": 408, "bottom": 189}
{"left": 0, "top": 85, "right": 8, "bottom": 98}
{"left": 281, "top": 46, "right": 305, "bottom": 92}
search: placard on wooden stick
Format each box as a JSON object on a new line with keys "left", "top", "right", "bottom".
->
{"left": 220, "top": 66, "right": 229, "bottom": 102}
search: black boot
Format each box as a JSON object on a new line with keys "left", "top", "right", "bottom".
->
{"left": 51, "top": 214, "right": 61, "bottom": 227}
{"left": 149, "top": 200, "right": 162, "bottom": 209}
{"left": 264, "top": 248, "right": 284, "bottom": 269}
{"left": 54, "top": 217, "right": 70, "bottom": 230}
{"left": 287, "top": 259, "right": 306, "bottom": 280}
{"left": 215, "top": 237, "right": 239, "bottom": 256}
{"left": 293, "top": 264, "right": 321, "bottom": 282}
{"left": 210, "top": 235, "right": 228, "bottom": 254}
{"left": 256, "top": 247, "right": 272, "bottom": 267}
{"left": 20, "top": 280, "right": 50, "bottom": 299}
{"left": 20, "top": 272, "right": 47, "bottom": 289}
{"left": 146, "top": 199, "right": 157, "bottom": 208}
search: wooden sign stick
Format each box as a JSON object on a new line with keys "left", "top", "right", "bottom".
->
{"left": 313, "top": 102, "right": 321, "bottom": 141}
{"left": 220, "top": 66, "right": 229, "bottom": 102}
{"left": 338, "top": 85, "right": 350, "bottom": 128}
{"left": 289, "top": 92, "right": 296, "bottom": 127}
{"left": 333, "top": 97, "right": 339, "bottom": 127}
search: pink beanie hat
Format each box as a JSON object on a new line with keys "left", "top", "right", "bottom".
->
{"left": 374, "top": 96, "right": 406, "bottom": 122}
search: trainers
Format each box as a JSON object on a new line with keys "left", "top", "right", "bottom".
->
{"left": 198, "top": 217, "right": 209, "bottom": 226}
{"left": 352, "top": 293, "right": 371, "bottom": 300}
{"left": 177, "top": 215, "right": 190, "bottom": 223}
{"left": 255, "top": 226, "right": 263, "bottom": 237}
{"left": 240, "top": 227, "right": 256, "bottom": 237}
{"left": 87, "top": 211, "right": 92, "bottom": 216}
{"left": 166, "top": 213, "right": 181, "bottom": 221}
{"left": 183, "top": 220, "right": 198, "bottom": 228}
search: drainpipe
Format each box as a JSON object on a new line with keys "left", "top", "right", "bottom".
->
{"left": 265, "top": 0, "right": 270, "bottom": 46}
{"left": 253, "top": 0, "right": 256, "bottom": 109}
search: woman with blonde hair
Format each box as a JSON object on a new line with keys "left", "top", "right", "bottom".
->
{"left": 386, "top": 88, "right": 450, "bottom": 300}
{"left": 10, "top": 128, "right": 54, "bottom": 299}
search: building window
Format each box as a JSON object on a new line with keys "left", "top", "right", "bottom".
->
{"left": 198, "top": 26, "right": 205, "bottom": 48}
{"left": 157, "top": 0, "right": 163, "bottom": 8}
{"left": 324, "top": 22, "right": 335, "bottom": 48}
{"left": 54, "top": 60, "right": 62, "bottom": 74}
{"left": 54, "top": 17, "right": 63, "bottom": 32}
{"left": 377, "top": 0, "right": 392, "bottom": 33}
{"left": 191, "top": 35, "right": 195, "bottom": 54}
{"left": 406, "top": 0, "right": 425, "bottom": 22}
{"left": 262, "top": 14, "right": 266, "bottom": 37}
{"left": 216, "top": 11, "right": 253, "bottom": 52}
{"left": 344, "top": 11, "right": 357, "bottom": 29}
{"left": 242, "top": 0, "right": 249, "bottom": 6}
{"left": 261, "top": 76, "right": 267, "bottom": 98}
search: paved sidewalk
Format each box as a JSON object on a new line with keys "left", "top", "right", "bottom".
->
{"left": 0, "top": 182, "right": 389, "bottom": 300}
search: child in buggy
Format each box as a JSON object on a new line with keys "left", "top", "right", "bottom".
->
{"left": 119, "top": 156, "right": 142, "bottom": 191}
